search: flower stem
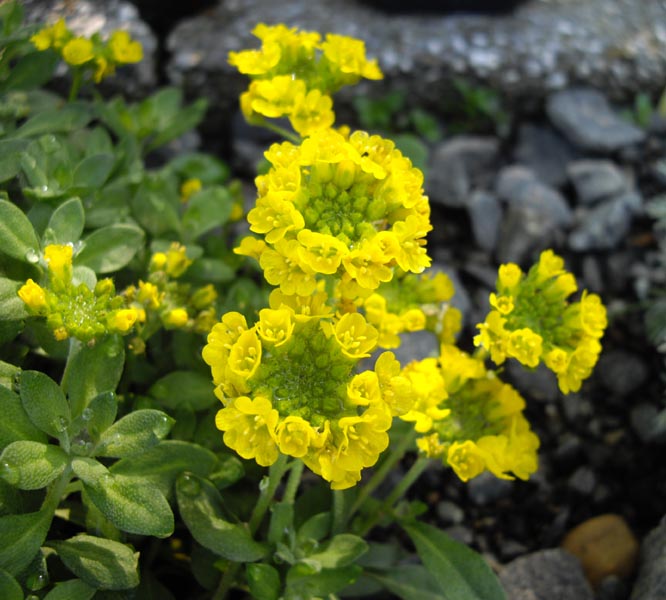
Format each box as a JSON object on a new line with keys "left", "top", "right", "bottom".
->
{"left": 262, "top": 120, "right": 301, "bottom": 144}
{"left": 356, "top": 455, "right": 430, "bottom": 537}
{"left": 213, "top": 454, "right": 291, "bottom": 600}
{"left": 346, "top": 428, "right": 417, "bottom": 525}
{"left": 331, "top": 489, "right": 346, "bottom": 536}
{"left": 283, "top": 459, "right": 304, "bottom": 505}
{"left": 68, "top": 68, "right": 83, "bottom": 102}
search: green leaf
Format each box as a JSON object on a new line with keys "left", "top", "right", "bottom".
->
{"left": 367, "top": 565, "right": 446, "bottom": 600}
{"left": 285, "top": 563, "right": 361, "bottom": 599}
{"left": 75, "top": 223, "right": 144, "bottom": 274}
{"left": 0, "top": 277, "right": 28, "bottom": 320}
{"left": 72, "top": 154, "right": 115, "bottom": 190}
{"left": 14, "top": 104, "right": 92, "bottom": 138}
{"left": 146, "top": 98, "right": 208, "bottom": 152}
{"left": 130, "top": 175, "right": 181, "bottom": 236}
{"left": 0, "top": 384, "right": 46, "bottom": 450}
{"left": 73, "top": 458, "right": 174, "bottom": 538}
{"left": 49, "top": 535, "right": 139, "bottom": 590}
{"left": 186, "top": 257, "right": 235, "bottom": 283}
{"left": 403, "top": 521, "right": 507, "bottom": 600}
{"left": 0, "top": 567, "right": 22, "bottom": 600}
{"left": 0, "top": 508, "right": 52, "bottom": 575}
{"left": 247, "top": 563, "right": 280, "bottom": 600}
{"left": 43, "top": 197, "right": 85, "bottom": 246}
{"left": 96, "top": 409, "right": 174, "bottom": 458}
{"left": 305, "top": 534, "right": 368, "bottom": 569}
{"left": 61, "top": 336, "right": 124, "bottom": 418}
{"left": 110, "top": 440, "right": 217, "bottom": 497}
{"left": 169, "top": 152, "right": 229, "bottom": 184}
{"left": 182, "top": 186, "right": 232, "bottom": 240}
{"left": 268, "top": 502, "right": 294, "bottom": 545}
{"left": 3, "top": 50, "right": 58, "bottom": 92}
{"left": 297, "top": 512, "right": 331, "bottom": 543}
{"left": 176, "top": 472, "right": 267, "bottom": 562}
{"left": 0, "top": 199, "right": 40, "bottom": 262}
{"left": 0, "top": 139, "right": 29, "bottom": 183}
{"left": 19, "top": 370, "right": 71, "bottom": 439}
{"left": 80, "top": 391, "right": 117, "bottom": 440}
{"left": 0, "top": 440, "right": 68, "bottom": 490}
{"left": 43, "top": 579, "right": 96, "bottom": 600}
{"left": 148, "top": 371, "right": 216, "bottom": 411}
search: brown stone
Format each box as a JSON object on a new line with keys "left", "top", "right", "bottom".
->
{"left": 561, "top": 513, "right": 639, "bottom": 588}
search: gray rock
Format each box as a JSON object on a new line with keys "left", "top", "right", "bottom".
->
{"left": 506, "top": 361, "right": 560, "bottom": 403}
{"left": 427, "top": 136, "right": 500, "bottom": 208}
{"left": 166, "top": 0, "right": 666, "bottom": 132}
{"left": 514, "top": 124, "right": 578, "bottom": 188}
{"left": 467, "top": 471, "right": 513, "bottom": 506}
{"left": 567, "top": 160, "right": 630, "bottom": 206}
{"left": 391, "top": 329, "right": 439, "bottom": 364}
{"left": 631, "top": 517, "right": 666, "bottom": 600}
{"left": 597, "top": 350, "right": 649, "bottom": 396}
{"left": 547, "top": 88, "right": 646, "bottom": 153}
{"left": 436, "top": 500, "right": 465, "bottom": 525}
{"left": 444, "top": 524, "right": 474, "bottom": 546}
{"left": 630, "top": 404, "right": 666, "bottom": 444}
{"left": 467, "top": 190, "right": 502, "bottom": 253}
{"left": 496, "top": 166, "right": 573, "bottom": 227}
{"left": 567, "top": 466, "right": 596, "bottom": 496}
{"left": 22, "top": 0, "right": 158, "bottom": 96}
{"left": 568, "top": 192, "right": 643, "bottom": 251}
{"left": 500, "top": 549, "right": 594, "bottom": 600}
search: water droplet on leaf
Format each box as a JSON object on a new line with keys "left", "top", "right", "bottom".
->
{"left": 0, "top": 461, "right": 18, "bottom": 485}
{"left": 25, "top": 248, "right": 40, "bottom": 263}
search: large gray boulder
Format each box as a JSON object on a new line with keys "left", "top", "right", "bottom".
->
{"left": 166, "top": 0, "right": 666, "bottom": 130}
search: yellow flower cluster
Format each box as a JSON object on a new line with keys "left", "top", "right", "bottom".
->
{"left": 401, "top": 345, "right": 540, "bottom": 482}
{"left": 123, "top": 243, "right": 218, "bottom": 349}
{"left": 237, "top": 128, "right": 431, "bottom": 299}
{"left": 362, "top": 270, "right": 461, "bottom": 348}
{"left": 31, "top": 19, "right": 142, "bottom": 82}
{"left": 229, "top": 23, "right": 382, "bottom": 136}
{"left": 474, "top": 250, "right": 607, "bottom": 394}
{"left": 202, "top": 300, "right": 414, "bottom": 489}
{"left": 18, "top": 244, "right": 139, "bottom": 342}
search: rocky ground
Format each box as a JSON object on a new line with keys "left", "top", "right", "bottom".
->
{"left": 25, "top": 1, "right": 666, "bottom": 599}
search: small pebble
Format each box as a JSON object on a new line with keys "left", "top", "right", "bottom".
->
{"left": 561, "top": 514, "right": 639, "bottom": 588}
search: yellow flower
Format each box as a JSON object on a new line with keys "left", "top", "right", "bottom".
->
{"left": 259, "top": 241, "right": 318, "bottom": 296}
{"left": 108, "top": 308, "right": 139, "bottom": 333}
{"left": 138, "top": 281, "right": 161, "bottom": 309}
{"left": 507, "top": 328, "right": 543, "bottom": 368}
{"left": 150, "top": 252, "right": 167, "bottom": 271}
{"left": 297, "top": 230, "right": 348, "bottom": 275}
{"left": 321, "top": 33, "right": 383, "bottom": 80}
{"left": 497, "top": 263, "right": 522, "bottom": 291}
{"left": 290, "top": 88, "right": 335, "bottom": 136}
{"left": 164, "top": 243, "right": 192, "bottom": 278}
{"left": 202, "top": 312, "right": 248, "bottom": 384}
{"left": 447, "top": 441, "right": 486, "bottom": 482}
{"left": 30, "top": 19, "right": 69, "bottom": 51}
{"left": 489, "top": 292, "right": 514, "bottom": 315}
{"left": 163, "top": 308, "right": 189, "bottom": 328}
{"left": 62, "top": 38, "right": 94, "bottom": 66}
{"left": 329, "top": 312, "right": 378, "bottom": 359}
{"left": 248, "top": 196, "right": 305, "bottom": 243}
{"left": 215, "top": 396, "right": 279, "bottom": 466}
{"left": 228, "top": 329, "right": 262, "bottom": 378}
{"left": 180, "top": 178, "right": 202, "bottom": 202}
{"left": 276, "top": 416, "right": 317, "bottom": 457}
{"left": 44, "top": 244, "right": 73, "bottom": 283}
{"left": 18, "top": 279, "right": 48, "bottom": 312}
{"left": 108, "top": 30, "right": 143, "bottom": 64}
{"left": 347, "top": 371, "right": 382, "bottom": 406}
{"left": 256, "top": 308, "right": 294, "bottom": 347}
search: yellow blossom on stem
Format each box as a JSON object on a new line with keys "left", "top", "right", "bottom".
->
{"left": 18, "top": 279, "right": 47, "bottom": 313}
{"left": 62, "top": 38, "right": 94, "bottom": 66}
{"left": 108, "top": 30, "right": 143, "bottom": 64}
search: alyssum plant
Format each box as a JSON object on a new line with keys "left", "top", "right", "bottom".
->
{"left": 0, "top": 6, "right": 607, "bottom": 600}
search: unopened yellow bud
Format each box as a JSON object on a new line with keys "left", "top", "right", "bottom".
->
{"left": 53, "top": 327, "right": 69, "bottom": 341}
{"left": 180, "top": 178, "right": 202, "bottom": 202}
{"left": 109, "top": 308, "right": 139, "bottom": 333}
{"left": 150, "top": 252, "right": 167, "bottom": 271}
{"left": 191, "top": 284, "right": 218, "bottom": 310}
{"left": 163, "top": 308, "right": 189, "bottom": 328}
{"left": 165, "top": 244, "right": 192, "bottom": 278}
{"left": 18, "top": 279, "right": 48, "bottom": 312}
{"left": 95, "top": 278, "right": 116, "bottom": 296}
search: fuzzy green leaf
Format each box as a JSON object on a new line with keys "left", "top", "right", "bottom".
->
{"left": 0, "top": 384, "right": 46, "bottom": 451}
{"left": 43, "top": 579, "right": 96, "bottom": 600}
{"left": 284, "top": 563, "right": 361, "bottom": 599}
{"left": 403, "top": 521, "right": 507, "bottom": 600}
{"left": 110, "top": 440, "right": 217, "bottom": 497}
{"left": 72, "top": 154, "right": 115, "bottom": 190}
{"left": 75, "top": 223, "right": 144, "bottom": 274}
{"left": 96, "top": 409, "right": 174, "bottom": 458}
{"left": 14, "top": 104, "right": 92, "bottom": 138}
{"left": 176, "top": 472, "right": 267, "bottom": 562}
{"left": 305, "top": 534, "right": 368, "bottom": 569}
{"left": 43, "top": 197, "right": 85, "bottom": 246}
{"left": 61, "top": 336, "right": 124, "bottom": 418}
{"left": 80, "top": 391, "right": 118, "bottom": 441}
{"left": 367, "top": 565, "right": 446, "bottom": 600}
{"left": 0, "top": 139, "right": 29, "bottom": 183}
{"left": 0, "top": 567, "right": 23, "bottom": 600}
{"left": 0, "top": 440, "right": 68, "bottom": 490}
{"left": 0, "top": 278, "right": 27, "bottom": 321}
{"left": 0, "top": 199, "right": 39, "bottom": 262}
{"left": 49, "top": 535, "right": 139, "bottom": 590}
{"left": 247, "top": 564, "right": 280, "bottom": 600}
{"left": 182, "top": 186, "right": 232, "bottom": 240}
{"left": 2, "top": 50, "right": 58, "bottom": 92}
{"left": 0, "top": 508, "right": 52, "bottom": 575}
{"left": 74, "top": 458, "right": 174, "bottom": 538}
{"left": 148, "top": 371, "right": 216, "bottom": 411}
{"left": 19, "top": 370, "right": 71, "bottom": 439}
